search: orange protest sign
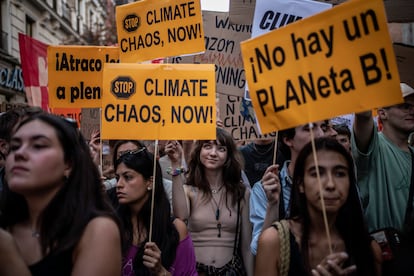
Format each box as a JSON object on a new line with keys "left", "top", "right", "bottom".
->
{"left": 116, "top": 0, "right": 205, "bottom": 63}
{"left": 48, "top": 46, "right": 119, "bottom": 108}
{"left": 101, "top": 63, "right": 216, "bottom": 140}
{"left": 241, "top": 0, "right": 402, "bottom": 134}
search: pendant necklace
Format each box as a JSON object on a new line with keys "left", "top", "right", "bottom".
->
{"left": 29, "top": 223, "right": 40, "bottom": 238}
{"left": 210, "top": 184, "right": 224, "bottom": 194}
{"left": 210, "top": 190, "right": 224, "bottom": 238}
{"left": 32, "top": 230, "right": 40, "bottom": 238}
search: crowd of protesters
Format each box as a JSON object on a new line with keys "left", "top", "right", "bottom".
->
{"left": 0, "top": 82, "right": 413, "bottom": 275}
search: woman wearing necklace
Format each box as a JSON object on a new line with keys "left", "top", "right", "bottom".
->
{"left": 0, "top": 113, "right": 122, "bottom": 275}
{"left": 166, "top": 127, "right": 253, "bottom": 275}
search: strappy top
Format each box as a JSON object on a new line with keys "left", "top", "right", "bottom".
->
{"left": 272, "top": 224, "right": 307, "bottom": 276}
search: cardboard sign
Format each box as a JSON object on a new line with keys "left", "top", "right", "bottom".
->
{"left": 80, "top": 108, "right": 101, "bottom": 140}
{"left": 102, "top": 63, "right": 216, "bottom": 140}
{"left": 241, "top": 0, "right": 402, "bottom": 134}
{"left": 116, "top": 0, "right": 205, "bottom": 62}
{"left": 170, "top": 11, "right": 251, "bottom": 97}
{"left": 228, "top": 0, "right": 256, "bottom": 25}
{"left": 393, "top": 43, "right": 414, "bottom": 89}
{"left": 219, "top": 94, "right": 277, "bottom": 141}
{"left": 48, "top": 46, "right": 119, "bottom": 108}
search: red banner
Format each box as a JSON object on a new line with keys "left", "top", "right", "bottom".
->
{"left": 18, "top": 33, "right": 49, "bottom": 111}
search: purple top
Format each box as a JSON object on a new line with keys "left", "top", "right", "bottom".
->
{"left": 123, "top": 245, "right": 138, "bottom": 276}
{"left": 122, "top": 235, "right": 197, "bottom": 276}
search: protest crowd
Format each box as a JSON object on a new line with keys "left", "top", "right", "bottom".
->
{"left": 0, "top": 81, "right": 413, "bottom": 275}
{"left": 0, "top": 0, "right": 414, "bottom": 275}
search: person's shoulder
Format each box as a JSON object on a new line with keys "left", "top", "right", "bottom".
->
{"left": 82, "top": 216, "right": 120, "bottom": 240}
{"left": 184, "top": 184, "right": 200, "bottom": 199}
{"left": 74, "top": 216, "right": 121, "bottom": 259}
{"left": 243, "top": 185, "right": 250, "bottom": 195}
{"left": 87, "top": 216, "right": 118, "bottom": 225}
{"left": 173, "top": 218, "right": 188, "bottom": 241}
{"left": 258, "top": 223, "right": 280, "bottom": 247}
{"left": 72, "top": 216, "right": 122, "bottom": 275}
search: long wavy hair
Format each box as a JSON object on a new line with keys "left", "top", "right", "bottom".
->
{"left": 0, "top": 113, "right": 120, "bottom": 256}
{"left": 186, "top": 127, "right": 245, "bottom": 207}
{"left": 289, "top": 137, "right": 376, "bottom": 275}
{"left": 114, "top": 149, "right": 179, "bottom": 275}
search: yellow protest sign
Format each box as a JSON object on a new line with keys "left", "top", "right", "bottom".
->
{"left": 241, "top": 0, "right": 402, "bottom": 134}
{"left": 116, "top": 0, "right": 205, "bottom": 63}
{"left": 48, "top": 46, "right": 119, "bottom": 108}
{"left": 102, "top": 63, "right": 216, "bottom": 140}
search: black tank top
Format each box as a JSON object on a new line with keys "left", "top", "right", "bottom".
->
{"left": 287, "top": 230, "right": 308, "bottom": 275}
{"left": 272, "top": 224, "right": 307, "bottom": 275}
{"left": 29, "top": 249, "right": 73, "bottom": 276}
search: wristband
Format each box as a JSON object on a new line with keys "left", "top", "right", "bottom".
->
{"left": 166, "top": 167, "right": 186, "bottom": 176}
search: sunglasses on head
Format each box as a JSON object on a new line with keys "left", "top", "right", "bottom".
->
{"left": 63, "top": 117, "right": 79, "bottom": 129}
{"left": 117, "top": 147, "right": 147, "bottom": 159}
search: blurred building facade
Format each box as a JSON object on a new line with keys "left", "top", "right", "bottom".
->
{"left": 0, "top": 0, "right": 115, "bottom": 109}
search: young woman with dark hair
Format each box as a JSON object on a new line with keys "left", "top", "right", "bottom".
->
{"left": 112, "top": 140, "right": 146, "bottom": 166}
{"left": 255, "top": 137, "right": 381, "bottom": 276}
{"left": 114, "top": 148, "right": 196, "bottom": 276}
{"left": 0, "top": 113, "right": 122, "bottom": 275}
{"left": 166, "top": 127, "right": 253, "bottom": 275}
{"left": 104, "top": 140, "right": 146, "bottom": 207}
